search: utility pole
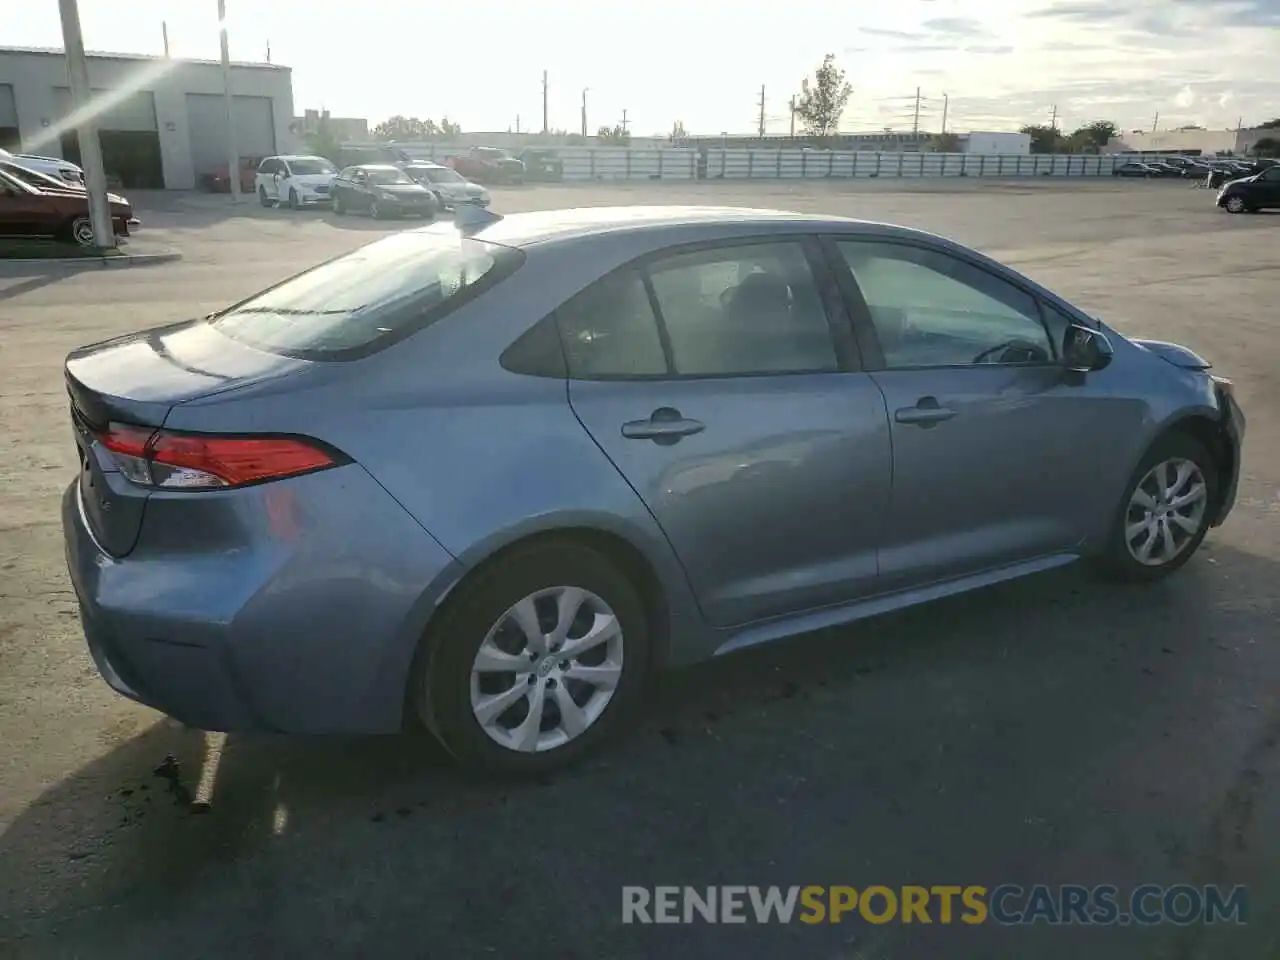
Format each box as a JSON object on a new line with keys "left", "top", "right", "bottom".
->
{"left": 1152, "top": 111, "right": 1159, "bottom": 132}
{"left": 789, "top": 95, "right": 796, "bottom": 138}
{"left": 58, "top": 0, "right": 114, "bottom": 248}
{"left": 217, "top": 0, "right": 241, "bottom": 203}
{"left": 620, "top": 108, "right": 629, "bottom": 134}
{"left": 940, "top": 93, "right": 949, "bottom": 134}
{"left": 757, "top": 84, "right": 766, "bottom": 137}
{"left": 580, "top": 88, "right": 588, "bottom": 138}
{"left": 541, "top": 70, "right": 548, "bottom": 134}
{"left": 265, "top": 40, "right": 271, "bottom": 63}
{"left": 162, "top": 21, "right": 170, "bottom": 57}
{"left": 515, "top": 114, "right": 521, "bottom": 134}
{"left": 912, "top": 86, "right": 922, "bottom": 136}
{"left": 1049, "top": 104, "right": 1058, "bottom": 130}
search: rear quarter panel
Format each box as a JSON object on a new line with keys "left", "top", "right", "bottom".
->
{"left": 166, "top": 251, "right": 716, "bottom": 662}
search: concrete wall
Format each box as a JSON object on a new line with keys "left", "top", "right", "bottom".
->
{"left": 0, "top": 47, "right": 294, "bottom": 188}
{"left": 357, "top": 141, "right": 1125, "bottom": 181}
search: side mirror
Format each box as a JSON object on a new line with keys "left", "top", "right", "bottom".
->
{"left": 1062, "top": 324, "right": 1114, "bottom": 374}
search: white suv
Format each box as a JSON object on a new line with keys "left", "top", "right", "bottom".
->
{"left": 254, "top": 155, "right": 337, "bottom": 209}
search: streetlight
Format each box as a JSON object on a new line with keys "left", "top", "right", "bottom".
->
{"left": 57, "top": 0, "right": 114, "bottom": 248}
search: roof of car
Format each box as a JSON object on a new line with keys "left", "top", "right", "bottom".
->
{"left": 354, "top": 164, "right": 402, "bottom": 171}
{"left": 273, "top": 154, "right": 330, "bottom": 162}
{"left": 468, "top": 205, "right": 869, "bottom": 249}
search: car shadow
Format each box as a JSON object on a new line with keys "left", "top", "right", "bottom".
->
{"left": 3, "top": 543, "right": 1277, "bottom": 955}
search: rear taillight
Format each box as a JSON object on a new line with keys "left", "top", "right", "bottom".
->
{"left": 97, "top": 423, "right": 343, "bottom": 490}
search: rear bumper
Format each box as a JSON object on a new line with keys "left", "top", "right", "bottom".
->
{"left": 1213, "top": 391, "right": 1245, "bottom": 527}
{"left": 62, "top": 466, "right": 463, "bottom": 734}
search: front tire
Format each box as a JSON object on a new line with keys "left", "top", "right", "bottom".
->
{"left": 333, "top": 194, "right": 345, "bottom": 215}
{"left": 1096, "top": 433, "right": 1218, "bottom": 582}
{"left": 68, "top": 216, "right": 96, "bottom": 247}
{"left": 369, "top": 199, "right": 383, "bottom": 219}
{"left": 415, "top": 542, "right": 651, "bottom": 776}
{"left": 258, "top": 186, "right": 272, "bottom": 207}
{"left": 1223, "top": 195, "right": 1248, "bottom": 214}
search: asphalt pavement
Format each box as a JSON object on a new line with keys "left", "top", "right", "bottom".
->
{"left": 0, "top": 179, "right": 1277, "bottom": 959}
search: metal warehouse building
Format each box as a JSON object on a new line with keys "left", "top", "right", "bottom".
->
{"left": 0, "top": 46, "right": 294, "bottom": 190}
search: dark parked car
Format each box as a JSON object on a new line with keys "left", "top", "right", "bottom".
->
{"left": 446, "top": 146, "right": 526, "bottom": 184}
{"left": 1216, "top": 163, "right": 1280, "bottom": 213}
{"left": 330, "top": 164, "right": 440, "bottom": 219}
{"left": 1, "top": 158, "right": 87, "bottom": 192}
{"left": 517, "top": 148, "right": 564, "bottom": 182}
{"left": 1113, "top": 162, "right": 1156, "bottom": 178}
{"left": 61, "top": 206, "right": 1243, "bottom": 775}
{"left": 0, "top": 168, "right": 138, "bottom": 245}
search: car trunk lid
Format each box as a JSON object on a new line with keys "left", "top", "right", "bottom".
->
{"left": 66, "top": 318, "right": 310, "bottom": 555}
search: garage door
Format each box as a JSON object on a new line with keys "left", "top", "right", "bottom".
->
{"left": 185, "top": 94, "right": 275, "bottom": 179}
{"left": 53, "top": 88, "right": 157, "bottom": 130}
{"left": 0, "top": 84, "right": 17, "bottom": 128}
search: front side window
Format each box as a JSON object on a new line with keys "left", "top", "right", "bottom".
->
{"left": 837, "top": 241, "right": 1052, "bottom": 368}
{"left": 210, "top": 231, "right": 520, "bottom": 358}
{"left": 647, "top": 241, "right": 837, "bottom": 376}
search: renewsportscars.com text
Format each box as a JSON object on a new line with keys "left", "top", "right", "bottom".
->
{"left": 621, "top": 884, "right": 1248, "bottom": 926}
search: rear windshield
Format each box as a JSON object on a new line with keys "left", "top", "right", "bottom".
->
{"left": 209, "top": 230, "right": 523, "bottom": 359}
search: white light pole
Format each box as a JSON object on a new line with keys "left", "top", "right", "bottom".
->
{"left": 58, "top": 0, "right": 115, "bottom": 248}
{"left": 218, "top": 0, "right": 241, "bottom": 202}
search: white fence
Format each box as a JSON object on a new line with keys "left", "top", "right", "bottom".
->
{"left": 385, "top": 143, "right": 1126, "bottom": 182}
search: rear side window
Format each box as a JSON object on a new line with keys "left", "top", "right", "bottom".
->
{"left": 210, "top": 231, "right": 524, "bottom": 360}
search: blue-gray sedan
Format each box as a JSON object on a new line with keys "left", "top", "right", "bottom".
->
{"left": 62, "top": 206, "right": 1245, "bottom": 775}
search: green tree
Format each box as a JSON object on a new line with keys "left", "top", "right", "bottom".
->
{"left": 1068, "top": 120, "right": 1118, "bottom": 152}
{"left": 372, "top": 115, "right": 437, "bottom": 140}
{"left": 440, "top": 117, "right": 462, "bottom": 138}
{"left": 597, "top": 124, "right": 631, "bottom": 145}
{"left": 1253, "top": 137, "right": 1280, "bottom": 157}
{"left": 670, "top": 120, "right": 688, "bottom": 141}
{"left": 794, "top": 54, "right": 852, "bottom": 136}
{"left": 1257, "top": 118, "right": 1280, "bottom": 129}
{"left": 931, "top": 132, "right": 961, "bottom": 152}
{"left": 303, "top": 114, "right": 341, "bottom": 162}
{"left": 1020, "top": 123, "right": 1065, "bottom": 153}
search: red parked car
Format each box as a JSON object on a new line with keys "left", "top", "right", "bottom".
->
{"left": 0, "top": 168, "right": 139, "bottom": 246}
{"left": 201, "top": 156, "right": 263, "bottom": 193}
{"left": 444, "top": 146, "right": 526, "bottom": 184}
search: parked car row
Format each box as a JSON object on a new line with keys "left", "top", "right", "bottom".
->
{"left": 247, "top": 154, "right": 492, "bottom": 220}
{"left": 1113, "top": 155, "right": 1274, "bottom": 184}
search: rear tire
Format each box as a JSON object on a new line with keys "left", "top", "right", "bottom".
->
{"left": 414, "top": 542, "right": 651, "bottom": 777}
{"left": 288, "top": 188, "right": 300, "bottom": 210}
{"left": 1095, "top": 433, "right": 1218, "bottom": 583}
{"left": 369, "top": 199, "right": 382, "bottom": 219}
{"left": 333, "top": 194, "right": 345, "bottom": 215}
{"left": 258, "top": 186, "right": 271, "bottom": 208}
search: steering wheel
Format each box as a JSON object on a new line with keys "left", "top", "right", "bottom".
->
{"left": 970, "top": 339, "right": 1045, "bottom": 364}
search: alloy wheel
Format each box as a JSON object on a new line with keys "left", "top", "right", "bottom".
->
{"left": 1124, "top": 457, "right": 1209, "bottom": 566}
{"left": 469, "top": 586, "right": 624, "bottom": 753}
{"left": 1225, "top": 195, "right": 1246, "bottom": 213}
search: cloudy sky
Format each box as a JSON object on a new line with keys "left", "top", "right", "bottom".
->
{"left": 11, "top": 0, "right": 1280, "bottom": 136}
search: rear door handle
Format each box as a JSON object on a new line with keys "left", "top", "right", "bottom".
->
{"left": 621, "top": 407, "right": 706, "bottom": 444}
{"left": 894, "top": 396, "right": 956, "bottom": 427}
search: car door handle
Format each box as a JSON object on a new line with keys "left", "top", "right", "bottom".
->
{"left": 621, "top": 408, "right": 706, "bottom": 444}
{"left": 894, "top": 397, "right": 956, "bottom": 427}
